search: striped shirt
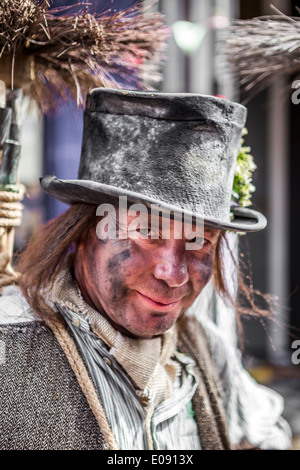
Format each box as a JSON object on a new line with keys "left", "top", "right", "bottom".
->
{"left": 58, "top": 304, "right": 201, "bottom": 450}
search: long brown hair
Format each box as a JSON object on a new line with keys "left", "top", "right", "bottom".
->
{"left": 15, "top": 203, "right": 273, "bottom": 338}
{"left": 16, "top": 203, "right": 98, "bottom": 320}
{"left": 214, "top": 232, "right": 274, "bottom": 348}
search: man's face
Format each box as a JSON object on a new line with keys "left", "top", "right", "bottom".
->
{"left": 74, "top": 211, "right": 220, "bottom": 339}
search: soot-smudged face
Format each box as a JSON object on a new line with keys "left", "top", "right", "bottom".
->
{"left": 74, "top": 213, "right": 220, "bottom": 339}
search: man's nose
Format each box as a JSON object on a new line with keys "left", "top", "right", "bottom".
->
{"left": 153, "top": 243, "right": 189, "bottom": 288}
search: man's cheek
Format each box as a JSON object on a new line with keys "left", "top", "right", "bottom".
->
{"left": 107, "top": 275, "right": 125, "bottom": 302}
{"left": 103, "top": 266, "right": 130, "bottom": 304}
{"left": 192, "top": 253, "right": 214, "bottom": 287}
{"left": 106, "top": 249, "right": 133, "bottom": 275}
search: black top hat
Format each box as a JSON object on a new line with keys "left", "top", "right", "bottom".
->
{"left": 40, "top": 88, "right": 267, "bottom": 232}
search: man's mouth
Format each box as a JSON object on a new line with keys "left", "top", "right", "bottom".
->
{"left": 135, "top": 291, "right": 182, "bottom": 311}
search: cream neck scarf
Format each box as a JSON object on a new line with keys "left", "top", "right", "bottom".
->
{"left": 49, "top": 265, "right": 181, "bottom": 409}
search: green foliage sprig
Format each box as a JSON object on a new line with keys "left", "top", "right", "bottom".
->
{"left": 232, "top": 128, "right": 256, "bottom": 208}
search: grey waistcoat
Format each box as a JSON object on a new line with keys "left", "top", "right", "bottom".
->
{"left": 0, "top": 321, "right": 106, "bottom": 450}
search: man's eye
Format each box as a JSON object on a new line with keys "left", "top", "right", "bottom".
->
{"left": 147, "top": 229, "right": 160, "bottom": 239}
{"left": 133, "top": 226, "right": 145, "bottom": 233}
{"left": 188, "top": 237, "right": 209, "bottom": 250}
{"left": 127, "top": 227, "right": 152, "bottom": 239}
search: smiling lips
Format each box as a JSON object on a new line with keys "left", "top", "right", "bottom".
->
{"left": 136, "top": 291, "right": 182, "bottom": 311}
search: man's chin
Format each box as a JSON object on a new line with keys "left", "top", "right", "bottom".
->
{"left": 122, "top": 308, "right": 184, "bottom": 339}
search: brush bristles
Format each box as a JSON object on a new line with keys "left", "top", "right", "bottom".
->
{"left": 0, "top": 0, "right": 169, "bottom": 113}
{"left": 222, "top": 10, "right": 300, "bottom": 100}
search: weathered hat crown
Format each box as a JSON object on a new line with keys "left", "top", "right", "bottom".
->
{"left": 40, "top": 88, "right": 267, "bottom": 232}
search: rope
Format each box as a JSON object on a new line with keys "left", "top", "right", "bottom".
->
{"left": 0, "top": 185, "right": 25, "bottom": 201}
{"left": 0, "top": 184, "right": 25, "bottom": 227}
{"left": 0, "top": 184, "right": 26, "bottom": 289}
{"left": 0, "top": 252, "right": 21, "bottom": 287}
{"left": 144, "top": 405, "right": 154, "bottom": 450}
{"left": 44, "top": 315, "right": 119, "bottom": 451}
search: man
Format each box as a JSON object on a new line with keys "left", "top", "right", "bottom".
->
{"left": 0, "top": 88, "right": 291, "bottom": 450}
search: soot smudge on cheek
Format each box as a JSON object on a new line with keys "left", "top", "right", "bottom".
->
{"left": 194, "top": 253, "right": 214, "bottom": 286}
{"left": 107, "top": 249, "right": 132, "bottom": 275}
{"left": 107, "top": 273, "right": 130, "bottom": 303}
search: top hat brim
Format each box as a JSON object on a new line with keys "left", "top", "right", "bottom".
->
{"left": 40, "top": 175, "right": 267, "bottom": 232}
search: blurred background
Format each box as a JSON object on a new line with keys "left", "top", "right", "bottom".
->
{"left": 12, "top": 0, "right": 300, "bottom": 448}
